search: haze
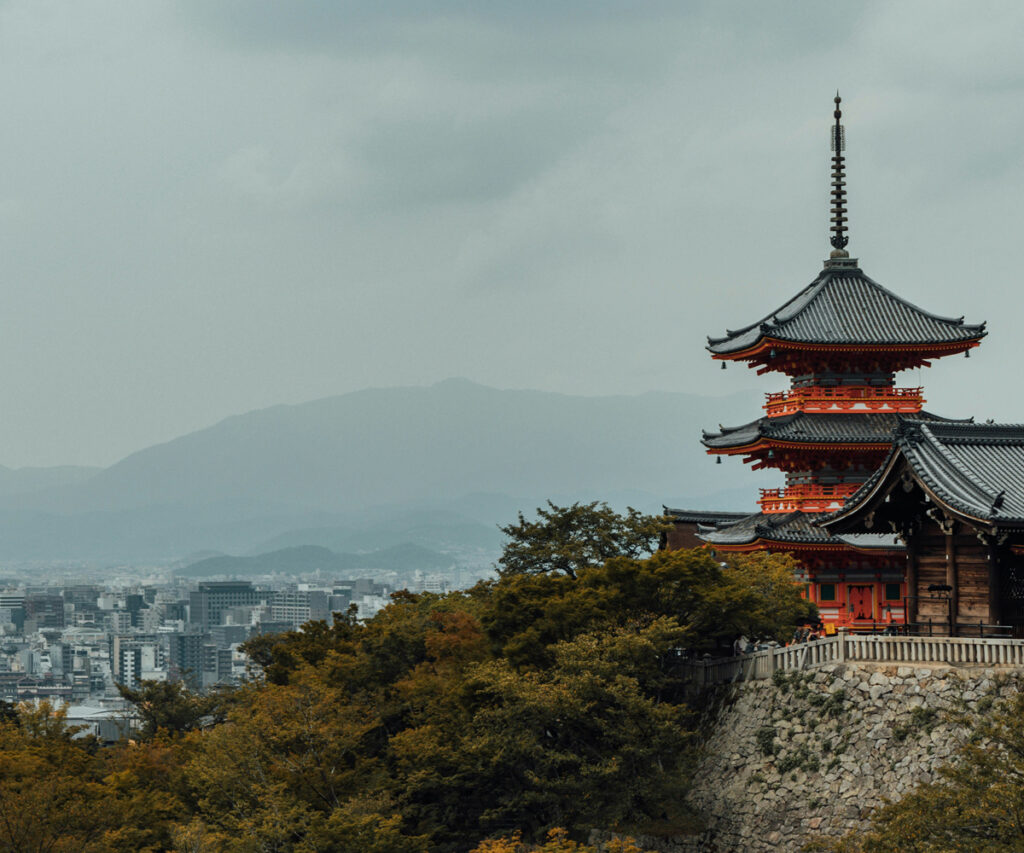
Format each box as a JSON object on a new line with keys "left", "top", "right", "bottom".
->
{"left": 0, "top": 1, "right": 1018, "bottom": 468}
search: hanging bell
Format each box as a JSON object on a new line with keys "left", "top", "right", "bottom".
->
{"left": 721, "top": 362, "right": 726, "bottom": 370}
{"left": 716, "top": 456, "right": 722, "bottom": 465}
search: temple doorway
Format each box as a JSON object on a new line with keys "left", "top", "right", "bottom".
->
{"left": 848, "top": 585, "right": 874, "bottom": 622}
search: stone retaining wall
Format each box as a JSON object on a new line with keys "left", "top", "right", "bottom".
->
{"left": 628, "top": 662, "right": 1023, "bottom": 852}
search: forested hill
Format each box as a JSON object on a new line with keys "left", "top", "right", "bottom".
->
{"left": 0, "top": 380, "right": 768, "bottom": 560}
{"left": 25, "top": 379, "right": 763, "bottom": 514}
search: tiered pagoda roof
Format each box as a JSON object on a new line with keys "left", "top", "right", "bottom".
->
{"left": 707, "top": 263, "right": 986, "bottom": 371}
{"left": 702, "top": 411, "right": 965, "bottom": 453}
{"left": 684, "top": 507, "right": 902, "bottom": 553}
{"left": 671, "top": 95, "right": 985, "bottom": 583}
{"left": 663, "top": 508, "right": 751, "bottom": 526}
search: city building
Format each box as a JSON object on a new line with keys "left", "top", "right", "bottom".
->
{"left": 189, "top": 581, "right": 262, "bottom": 628}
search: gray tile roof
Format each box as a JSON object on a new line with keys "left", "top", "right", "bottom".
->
{"left": 702, "top": 411, "right": 965, "bottom": 450}
{"left": 664, "top": 508, "right": 751, "bottom": 525}
{"left": 698, "top": 509, "right": 903, "bottom": 550}
{"left": 826, "top": 420, "right": 1024, "bottom": 529}
{"left": 707, "top": 266, "right": 986, "bottom": 355}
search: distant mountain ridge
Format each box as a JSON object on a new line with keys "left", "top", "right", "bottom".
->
{"left": 0, "top": 380, "right": 768, "bottom": 561}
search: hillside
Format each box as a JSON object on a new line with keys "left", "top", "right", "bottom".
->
{"left": 0, "top": 381, "right": 767, "bottom": 560}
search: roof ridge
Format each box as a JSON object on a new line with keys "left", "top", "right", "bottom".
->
{"left": 905, "top": 423, "right": 1000, "bottom": 511}
{"left": 771, "top": 269, "right": 836, "bottom": 325}
{"left": 852, "top": 269, "right": 986, "bottom": 333}
{"left": 927, "top": 421, "right": 1024, "bottom": 437}
{"left": 706, "top": 270, "right": 828, "bottom": 346}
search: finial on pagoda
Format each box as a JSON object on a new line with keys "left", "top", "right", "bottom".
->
{"left": 829, "top": 92, "right": 849, "bottom": 259}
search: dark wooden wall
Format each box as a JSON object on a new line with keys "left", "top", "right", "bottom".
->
{"left": 910, "top": 524, "right": 992, "bottom": 632}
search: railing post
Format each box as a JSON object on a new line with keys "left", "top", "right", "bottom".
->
{"left": 836, "top": 628, "right": 846, "bottom": 663}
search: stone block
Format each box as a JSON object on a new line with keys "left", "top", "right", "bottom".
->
{"left": 869, "top": 684, "right": 890, "bottom": 701}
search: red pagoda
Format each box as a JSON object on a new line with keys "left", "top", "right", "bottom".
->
{"left": 667, "top": 96, "right": 986, "bottom": 630}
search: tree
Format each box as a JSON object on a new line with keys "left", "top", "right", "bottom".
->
{"left": 812, "top": 692, "right": 1024, "bottom": 852}
{"left": 185, "top": 670, "right": 427, "bottom": 853}
{"left": 0, "top": 703, "right": 119, "bottom": 852}
{"left": 498, "top": 502, "right": 670, "bottom": 580}
{"left": 390, "top": 625, "right": 695, "bottom": 849}
{"left": 470, "top": 827, "right": 653, "bottom": 852}
{"left": 483, "top": 548, "right": 816, "bottom": 669}
{"left": 117, "top": 679, "right": 229, "bottom": 739}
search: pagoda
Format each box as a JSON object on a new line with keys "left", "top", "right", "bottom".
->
{"left": 667, "top": 96, "right": 987, "bottom": 630}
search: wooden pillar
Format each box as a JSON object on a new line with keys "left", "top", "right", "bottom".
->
{"left": 906, "top": 545, "right": 918, "bottom": 626}
{"left": 989, "top": 541, "right": 1001, "bottom": 628}
{"left": 946, "top": 529, "right": 958, "bottom": 637}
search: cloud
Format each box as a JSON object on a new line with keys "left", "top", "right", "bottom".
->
{"left": 0, "top": 0, "right": 1018, "bottom": 468}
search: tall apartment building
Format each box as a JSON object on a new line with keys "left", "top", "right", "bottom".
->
{"left": 0, "top": 593, "right": 24, "bottom": 633}
{"left": 269, "top": 590, "right": 330, "bottom": 629}
{"left": 113, "top": 634, "right": 163, "bottom": 687}
{"left": 189, "top": 582, "right": 262, "bottom": 629}
{"left": 24, "top": 594, "right": 65, "bottom": 629}
{"left": 165, "top": 631, "right": 207, "bottom": 686}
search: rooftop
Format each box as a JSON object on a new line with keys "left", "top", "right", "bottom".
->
{"left": 707, "top": 265, "right": 986, "bottom": 358}
{"left": 702, "top": 411, "right": 967, "bottom": 452}
{"left": 823, "top": 420, "right": 1024, "bottom": 532}
{"left": 697, "top": 509, "right": 903, "bottom": 551}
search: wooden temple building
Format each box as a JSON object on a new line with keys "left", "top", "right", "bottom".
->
{"left": 820, "top": 421, "right": 1024, "bottom": 635}
{"left": 665, "top": 96, "right": 990, "bottom": 632}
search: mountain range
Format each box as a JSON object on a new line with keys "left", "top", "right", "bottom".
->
{"left": 0, "top": 379, "right": 769, "bottom": 563}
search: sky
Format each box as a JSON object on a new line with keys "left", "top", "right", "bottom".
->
{"left": 0, "top": 1, "right": 1021, "bottom": 467}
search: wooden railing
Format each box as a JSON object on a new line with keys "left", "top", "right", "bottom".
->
{"left": 763, "top": 386, "right": 924, "bottom": 417}
{"left": 758, "top": 483, "right": 862, "bottom": 513}
{"left": 682, "top": 633, "right": 1024, "bottom": 686}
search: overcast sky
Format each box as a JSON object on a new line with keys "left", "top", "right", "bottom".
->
{"left": 0, "top": 1, "right": 1021, "bottom": 466}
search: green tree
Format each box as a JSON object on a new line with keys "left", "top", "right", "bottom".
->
{"left": 498, "top": 502, "right": 670, "bottom": 579}
{"left": 812, "top": 692, "right": 1024, "bottom": 852}
{"left": 117, "top": 679, "right": 229, "bottom": 739}
{"left": 484, "top": 548, "right": 815, "bottom": 669}
{"left": 185, "top": 672, "right": 427, "bottom": 853}
{"left": 390, "top": 624, "right": 695, "bottom": 849}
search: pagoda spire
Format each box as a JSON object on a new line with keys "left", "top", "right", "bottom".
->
{"left": 829, "top": 92, "right": 849, "bottom": 259}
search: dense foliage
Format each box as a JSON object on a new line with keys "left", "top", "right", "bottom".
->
{"left": 816, "top": 691, "right": 1024, "bottom": 853}
{"left": 0, "top": 505, "right": 819, "bottom": 852}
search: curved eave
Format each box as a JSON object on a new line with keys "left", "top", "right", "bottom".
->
{"left": 818, "top": 446, "right": 905, "bottom": 532}
{"left": 822, "top": 440, "right": 1024, "bottom": 535}
{"left": 902, "top": 467, "right": 1024, "bottom": 531}
{"left": 708, "top": 337, "right": 984, "bottom": 363}
{"left": 704, "top": 438, "right": 891, "bottom": 456}
{"left": 707, "top": 538, "right": 903, "bottom": 555}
